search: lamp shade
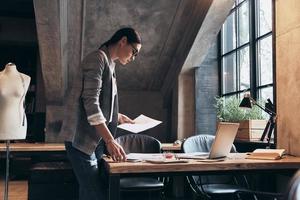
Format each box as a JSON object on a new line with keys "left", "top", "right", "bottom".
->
{"left": 239, "top": 95, "right": 252, "bottom": 108}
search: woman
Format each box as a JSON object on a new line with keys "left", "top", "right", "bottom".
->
{"left": 61, "top": 27, "right": 142, "bottom": 200}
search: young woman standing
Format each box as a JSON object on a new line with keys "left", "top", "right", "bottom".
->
{"left": 61, "top": 27, "right": 142, "bottom": 199}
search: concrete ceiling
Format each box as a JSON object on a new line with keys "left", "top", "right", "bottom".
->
{"left": 32, "top": 0, "right": 234, "bottom": 104}
{"left": 1, "top": 0, "right": 234, "bottom": 100}
{"left": 81, "top": 0, "right": 213, "bottom": 91}
{"left": 82, "top": 0, "right": 180, "bottom": 91}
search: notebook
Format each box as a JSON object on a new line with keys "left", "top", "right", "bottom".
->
{"left": 178, "top": 122, "right": 240, "bottom": 160}
{"left": 246, "top": 148, "right": 286, "bottom": 160}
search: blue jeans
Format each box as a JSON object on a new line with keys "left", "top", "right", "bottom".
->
{"left": 65, "top": 141, "right": 107, "bottom": 200}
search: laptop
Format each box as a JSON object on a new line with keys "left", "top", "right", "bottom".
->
{"left": 207, "top": 122, "right": 239, "bottom": 159}
{"left": 179, "top": 122, "right": 240, "bottom": 160}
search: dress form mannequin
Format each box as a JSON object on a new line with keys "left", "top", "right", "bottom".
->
{"left": 0, "top": 62, "right": 31, "bottom": 140}
{"left": 0, "top": 63, "right": 30, "bottom": 200}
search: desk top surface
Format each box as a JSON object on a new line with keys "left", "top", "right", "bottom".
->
{"left": 104, "top": 153, "right": 300, "bottom": 174}
{"left": 0, "top": 143, "right": 66, "bottom": 152}
{"left": 0, "top": 142, "right": 179, "bottom": 152}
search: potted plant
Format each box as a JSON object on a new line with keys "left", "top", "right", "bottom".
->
{"left": 215, "top": 96, "right": 267, "bottom": 141}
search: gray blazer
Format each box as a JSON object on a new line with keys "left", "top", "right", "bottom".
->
{"left": 60, "top": 47, "right": 118, "bottom": 155}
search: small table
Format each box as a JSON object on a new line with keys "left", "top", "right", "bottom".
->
{"left": 161, "top": 143, "right": 181, "bottom": 152}
{"left": 0, "top": 142, "right": 65, "bottom": 152}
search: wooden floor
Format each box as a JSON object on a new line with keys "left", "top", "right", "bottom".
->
{"left": 0, "top": 179, "right": 191, "bottom": 200}
{"left": 0, "top": 180, "right": 28, "bottom": 200}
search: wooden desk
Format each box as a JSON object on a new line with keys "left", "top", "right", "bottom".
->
{"left": 0, "top": 142, "right": 179, "bottom": 153}
{"left": 0, "top": 143, "right": 65, "bottom": 152}
{"left": 103, "top": 153, "right": 300, "bottom": 200}
{"left": 0, "top": 143, "right": 67, "bottom": 180}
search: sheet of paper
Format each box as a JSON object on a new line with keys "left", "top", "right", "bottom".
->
{"left": 176, "top": 152, "right": 210, "bottom": 159}
{"left": 145, "top": 159, "right": 189, "bottom": 164}
{"left": 126, "top": 153, "right": 165, "bottom": 160}
{"left": 117, "top": 114, "right": 162, "bottom": 133}
{"left": 126, "top": 153, "right": 191, "bottom": 164}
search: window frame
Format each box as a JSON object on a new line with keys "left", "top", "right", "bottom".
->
{"left": 218, "top": 0, "right": 275, "bottom": 102}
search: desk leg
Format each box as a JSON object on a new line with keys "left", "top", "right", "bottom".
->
{"left": 109, "top": 174, "right": 120, "bottom": 200}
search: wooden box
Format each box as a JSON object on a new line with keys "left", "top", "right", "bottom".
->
{"left": 235, "top": 120, "right": 267, "bottom": 141}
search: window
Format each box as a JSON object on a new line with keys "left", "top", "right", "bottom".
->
{"left": 219, "top": 0, "right": 274, "bottom": 103}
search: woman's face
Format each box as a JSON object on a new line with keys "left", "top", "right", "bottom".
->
{"left": 118, "top": 37, "right": 142, "bottom": 65}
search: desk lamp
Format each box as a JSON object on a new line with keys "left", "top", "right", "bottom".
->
{"left": 239, "top": 93, "right": 276, "bottom": 147}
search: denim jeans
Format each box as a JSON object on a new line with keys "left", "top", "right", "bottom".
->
{"left": 65, "top": 141, "right": 107, "bottom": 200}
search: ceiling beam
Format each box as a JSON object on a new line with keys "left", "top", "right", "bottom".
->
{"left": 160, "top": 0, "right": 213, "bottom": 100}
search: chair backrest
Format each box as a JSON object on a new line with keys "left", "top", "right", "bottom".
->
{"left": 182, "top": 134, "right": 236, "bottom": 185}
{"left": 182, "top": 134, "right": 236, "bottom": 154}
{"left": 115, "top": 134, "right": 161, "bottom": 154}
{"left": 286, "top": 170, "right": 300, "bottom": 200}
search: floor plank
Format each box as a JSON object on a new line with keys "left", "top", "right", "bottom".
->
{"left": 0, "top": 180, "right": 28, "bottom": 200}
{"left": 0, "top": 179, "right": 192, "bottom": 200}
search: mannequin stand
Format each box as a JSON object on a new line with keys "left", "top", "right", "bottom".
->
{"left": 4, "top": 140, "right": 10, "bottom": 200}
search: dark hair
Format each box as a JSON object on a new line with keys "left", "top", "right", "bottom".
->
{"left": 100, "top": 27, "right": 141, "bottom": 48}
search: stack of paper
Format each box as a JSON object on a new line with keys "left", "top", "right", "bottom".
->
{"left": 117, "top": 114, "right": 162, "bottom": 133}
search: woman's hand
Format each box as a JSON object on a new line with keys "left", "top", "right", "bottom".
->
{"left": 106, "top": 139, "right": 127, "bottom": 162}
{"left": 118, "top": 113, "right": 135, "bottom": 124}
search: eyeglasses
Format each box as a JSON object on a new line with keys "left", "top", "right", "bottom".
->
{"left": 129, "top": 43, "right": 138, "bottom": 58}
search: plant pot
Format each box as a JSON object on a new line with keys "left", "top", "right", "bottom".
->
{"left": 235, "top": 120, "right": 268, "bottom": 141}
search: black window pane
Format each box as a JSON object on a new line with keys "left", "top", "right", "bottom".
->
{"left": 222, "top": 12, "right": 236, "bottom": 54}
{"left": 222, "top": 53, "right": 236, "bottom": 94}
{"left": 256, "top": 0, "right": 272, "bottom": 37}
{"left": 238, "top": 0, "right": 249, "bottom": 46}
{"left": 238, "top": 45, "right": 250, "bottom": 90}
{"left": 258, "top": 86, "right": 273, "bottom": 104}
{"left": 257, "top": 36, "right": 273, "bottom": 86}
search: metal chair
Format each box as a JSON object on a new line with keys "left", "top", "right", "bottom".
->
{"left": 115, "top": 134, "right": 164, "bottom": 200}
{"left": 182, "top": 134, "right": 249, "bottom": 200}
{"left": 236, "top": 169, "right": 300, "bottom": 200}
{"left": 286, "top": 169, "right": 300, "bottom": 200}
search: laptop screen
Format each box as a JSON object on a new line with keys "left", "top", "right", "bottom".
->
{"left": 208, "top": 122, "right": 239, "bottom": 159}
